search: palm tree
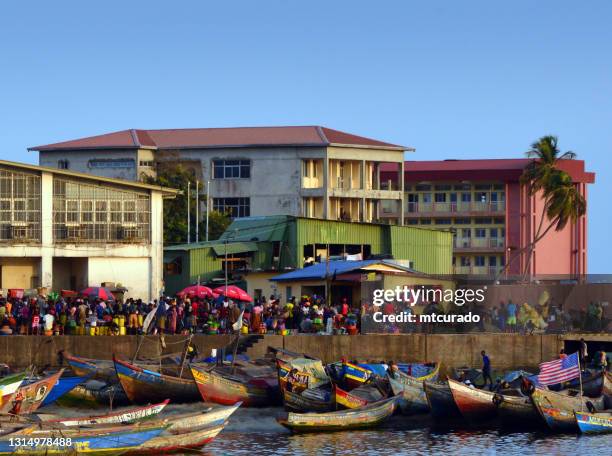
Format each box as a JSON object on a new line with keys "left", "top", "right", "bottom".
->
{"left": 498, "top": 136, "right": 586, "bottom": 280}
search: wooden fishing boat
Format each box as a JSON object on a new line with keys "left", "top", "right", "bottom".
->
{"left": 447, "top": 379, "right": 497, "bottom": 421}
{"left": 114, "top": 357, "right": 200, "bottom": 404}
{"left": 283, "top": 388, "right": 333, "bottom": 412}
{"left": 424, "top": 381, "right": 460, "bottom": 418}
{"left": 340, "top": 361, "right": 372, "bottom": 389}
{"left": 0, "top": 373, "right": 25, "bottom": 411}
{"left": 574, "top": 410, "right": 612, "bottom": 434}
{"left": 530, "top": 386, "right": 607, "bottom": 432}
{"left": 277, "top": 396, "right": 398, "bottom": 433}
{"left": 334, "top": 384, "right": 383, "bottom": 410}
{"left": 164, "top": 402, "right": 242, "bottom": 434}
{"left": 190, "top": 365, "right": 272, "bottom": 407}
{"left": 40, "top": 375, "right": 87, "bottom": 407}
{"left": 0, "top": 422, "right": 168, "bottom": 455}
{"left": 44, "top": 399, "right": 170, "bottom": 426}
{"left": 493, "top": 392, "right": 540, "bottom": 425}
{"left": 392, "top": 363, "right": 440, "bottom": 389}
{"left": 58, "top": 382, "right": 130, "bottom": 408}
{"left": 0, "top": 370, "right": 64, "bottom": 415}
{"left": 388, "top": 375, "right": 429, "bottom": 414}
{"left": 65, "top": 354, "right": 118, "bottom": 384}
{"left": 124, "top": 423, "right": 226, "bottom": 454}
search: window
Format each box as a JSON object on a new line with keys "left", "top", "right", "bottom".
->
{"left": 53, "top": 178, "right": 150, "bottom": 242}
{"left": 494, "top": 217, "right": 504, "bottom": 224}
{"left": 58, "top": 160, "right": 70, "bottom": 169}
{"left": 476, "top": 192, "right": 488, "bottom": 203}
{"left": 212, "top": 159, "right": 250, "bottom": 179}
{"left": 475, "top": 184, "right": 492, "bottom": 190}
{"left": 0, "top": 169, "right": 41, "bottom": 241}
{"left": 303, "top": 161, "right": 310, "bottom": 177}
{"left": 421, "top": 193, "right": 432, "bottom": 203}
{"left": 434, "top": 193, "right": 446, "bottom": 203}
{"left": 489, "top": 256, "right": 497, "bottom": 266}
{"left": 407, "top": 219, "right": 419, "bottom": 225}
{"left": 454, "top": 184, "right": 471, "bottom": 190}
{"left": 139, "top": 160, "right": 154, "bottom": 167}
{"left": 478, "top": 218, "right": 493, "bottom": 224}
{"left": 213, "top": 197, "right": 250, "bottom": 218}
{"left": 475, "top": 228, "right": 486, "bottom": 238}
{"left": 490, "top": 228, "right": 498, "bottom": 238}
{"left": 435, "top": 218, "right": 452, "bottom": 225}
{"left": 434, "top": 184, "right": 452, "bottom": 191}
{"left": 475, "top": 256, "right": 486, "bottom": 267}
{"left": 461, "top": 193, "right": 471, "bottom": 202}
{"left": 460, "top": 257, "right": 471, "bottom": 266}
{"left": 420, "top": 219, "right": 431, "bottom": 225}
{"left": 415, "top": 184, "right": 431, "bottom": 191}
{"left": 454, "top": 218, "right": 471, "bottom": 224}
{"left": 461, "top": 228, "right": 471, "bottom": 238}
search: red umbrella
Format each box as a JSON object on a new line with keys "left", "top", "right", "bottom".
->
{"left": 79, "top": 287, "right": 115, "bottom": 301}
{"left": 212, "top": 285, "right": 253, "bottom": 303}
{"left": 177, "top": 285, "right": 215, "bottom": 299}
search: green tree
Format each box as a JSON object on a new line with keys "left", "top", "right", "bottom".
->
{"left": 144, "top": 165, "right": 231, "bottom": 244}
{"left": 499, "top": 136, "right": 586, "bottom": 280}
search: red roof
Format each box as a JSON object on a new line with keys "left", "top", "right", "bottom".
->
{"left": 29, "top": 126, "right": 407, "bottom": 152}
{"left": 380, "top": 159, "right": 595, "bottom": 183}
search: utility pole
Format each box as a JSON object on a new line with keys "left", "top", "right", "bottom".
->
{"left": 187, "top": 181, "right": 191, "bottom": 244}
{"left": 195, "top": 180, "right": 199, "bottom": 243}
{"left": 205, "top": 180, "right": 210, "bottom": 242}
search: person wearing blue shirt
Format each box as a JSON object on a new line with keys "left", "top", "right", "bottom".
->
{"left": 506, "top": 300, "right": 517, "bottom": 333}
{"left": 481, "top": 350, "right": 493, "bottom": 390}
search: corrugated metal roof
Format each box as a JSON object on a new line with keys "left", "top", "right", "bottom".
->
{"left": 211, "top": 241, "right": 258, "bottom": 256}
{"left": 270, "top": 260, "right": 417, "bottom": 282}
{"left": 220, "top": 216, "right": 290, "bottom": 243}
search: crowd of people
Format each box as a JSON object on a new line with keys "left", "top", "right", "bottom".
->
{"left": 0, "top": 291, "right": 361, "bottom": 336}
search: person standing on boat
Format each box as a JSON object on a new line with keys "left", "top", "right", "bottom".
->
{"left": 579, "top": 338, "right": 588, "bottom": 369}
{"left": 481, "top": 350, "right": 493, "bottom": 390}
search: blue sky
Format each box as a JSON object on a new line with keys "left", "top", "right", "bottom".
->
{"left": 0, "top": 1, "right": 610, "bottom": 272}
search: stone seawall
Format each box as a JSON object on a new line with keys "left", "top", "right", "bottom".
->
{"left": 0, "top": 333, "right": 607, "bottom": 373}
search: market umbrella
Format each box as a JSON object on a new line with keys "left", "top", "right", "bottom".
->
{"left": 177, "top": 285, "right": 215, "bottom": 299}
{"left": 79, "top": 286, "right": 115, "bottom": 301}
{"left": 212, "top": 285, "right": 253, "bottom": 303}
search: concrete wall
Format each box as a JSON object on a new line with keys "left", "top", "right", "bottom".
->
{"left": 39, "top": 150, "right": 139, "bottom": 181}
{"left": 3, "top": 333, "right": 604, "bottom": 373}
{"left": 88, "top": 257, "right": 151, "bottom": 300}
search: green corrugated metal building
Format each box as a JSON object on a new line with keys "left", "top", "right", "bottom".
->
{"left": 163, "top": 215, "right": 452, "bottom": 295}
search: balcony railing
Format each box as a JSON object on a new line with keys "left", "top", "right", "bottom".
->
{"left": 454, "top": 237, "right": 505, "bottom": 249}
{"left": 406, "top": 201, "right": 505, "bottom": 214}
{"left": 453, "top": 266, "right": 503, "bottom": 275}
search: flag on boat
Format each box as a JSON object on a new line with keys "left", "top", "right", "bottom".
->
{"left": 536, "top": 352, "right": 580, "bottom": 385}
{"left": 232, "top": 310, "right": 244, "bottom": 331}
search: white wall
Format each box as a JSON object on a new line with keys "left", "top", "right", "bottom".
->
{"left": 87, "top": 257, "right": 151, "bottom": 301}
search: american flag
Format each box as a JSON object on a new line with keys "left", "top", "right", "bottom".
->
{"left": 537, "top": 352, "right": 581, "bottom": 385}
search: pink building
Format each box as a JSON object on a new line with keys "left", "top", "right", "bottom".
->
{"left": 380, "top": 159, "right": 595, "bottom": 277}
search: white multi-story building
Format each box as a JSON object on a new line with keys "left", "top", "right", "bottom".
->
{"left": 0, "top": 160, "right": 177, "bottom": 300}
{"left": 30, "top": 126, "right": 409, "bottom": 224}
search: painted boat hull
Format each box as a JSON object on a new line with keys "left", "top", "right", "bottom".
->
{"left": 165, "top": 402, "right": 242, "bottom": 433}
{"left": 124, "top": 423, "right": 225, "bottom": 454}
{"left": 0, "top": 373, "right": 26, "bottom": 412}
{"left": 66, "top": 355, "right": 118, "bottom": 384}
{"left": 283, "top": 389, "right": 333, "bottom": 412}
{"left": 530, "top": 387, "right": 606, "bottom": 432}
{"left": 575, "top": 411, "right": 612, "bottom": 434}
{"left": 46, "top": 399, "right": 170, "bottom": 426}
{"left": 190, "top": 365, "right": 271, "bottom": 407}
{"left": 114, "top": 357, "right": 200, "bottom": 404}
{"left": 0, "top": 423, "right": 167, "bottom": 455}
{"left": 1, "top": 370, "right": 64, "bottom": 415}
{"left": 277, "top": 396, "right": 397, "bottom": 433}
{"left": 389, "top": 376, "right": 429, "bottom": 414}
{"left": 447, "top": 379, "right": 497, "bottom": 421}
{"left": 424, "top": 381, "right": 460, "bottom": 418}
{"left": 494, "top": 393, "right": 540, "bottom": 425}
{"left": 334, "top": 385, "right": 370, "bottom": 410}
{"left": 40, "top": 376, "right": 87, "bottom": 407}
{"left": 58, "top": 383, "right": 130, "bottom": 408}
